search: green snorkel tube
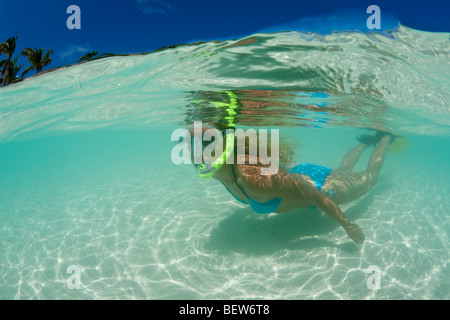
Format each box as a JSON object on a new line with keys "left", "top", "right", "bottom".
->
{"left": 196, "top": 91, "right": 238, "bottom": 180}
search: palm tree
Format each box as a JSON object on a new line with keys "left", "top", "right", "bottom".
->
{"left": 0, "top": 35, "right": 18, "bottom": 85}
{"left": 79, "top": 51, "right": 99, "bottom": 62}
{"left": 1, "top": 57, "right": 23, "bottom": 85}
{"left": 21, "top": 48, "right": 53, "bottom": 77}
{"left": 0, "top": 59, "right": 5, "bottom": 84}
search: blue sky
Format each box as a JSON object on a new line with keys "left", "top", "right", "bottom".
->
{"left": 1, "top": 0, "right": 449, "bottom": 71}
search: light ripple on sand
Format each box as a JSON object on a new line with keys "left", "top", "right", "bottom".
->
{"left": 0, "top": 163, "right": 448, "bottom": 299}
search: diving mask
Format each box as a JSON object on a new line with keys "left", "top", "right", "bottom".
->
{"left": 192, "top": 131, "right": 235, "bottom": 180}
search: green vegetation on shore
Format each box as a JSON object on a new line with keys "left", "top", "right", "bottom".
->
{"left": 1, "top": 34, "right": 217, "bottom": 87}
{"left": 0, "top": 35, "right": 54, "bottom": 86}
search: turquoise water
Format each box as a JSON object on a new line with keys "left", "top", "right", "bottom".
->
{"left": 0, "top": 25, "right": 449, "bottom": 299}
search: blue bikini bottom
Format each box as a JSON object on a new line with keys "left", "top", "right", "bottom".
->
{"left": 227, "top": 163, "right": 334, "bottom": 214}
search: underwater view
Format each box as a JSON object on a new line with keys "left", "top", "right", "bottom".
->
{"left": 0, "top": 24, "right": 449, "bottom": 300}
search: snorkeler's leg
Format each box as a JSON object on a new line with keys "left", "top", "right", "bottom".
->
{"left": 337, "top": 143, "right": 368, "bottom": 173}
{"left": 365, "top": 134, "right": 390, "bottom": 184}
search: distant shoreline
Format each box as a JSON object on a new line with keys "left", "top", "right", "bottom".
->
{"left": 16, "top": 40, "right": 213, "bottom": 85}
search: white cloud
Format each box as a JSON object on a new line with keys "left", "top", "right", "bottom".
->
{"left": 59, "top": 44, "right": 91, "bottom": 60}
{"left": 136, "top": 0, "right": 178, "bottom": 15}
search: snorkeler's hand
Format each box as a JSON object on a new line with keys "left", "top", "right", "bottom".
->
{"left": 345, "top": 223, "right": 365, "bottom": 244}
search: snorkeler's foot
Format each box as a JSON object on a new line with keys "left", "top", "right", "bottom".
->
{"left": 345, "top": 223, "right": 365, "bottom": 244}
{"left": 375, "top": 130, "right": 408, "bottom": 147}
{"left": 374, "top": 130, "right": 393, "bottom": 144}
{"left": 357, "top": 134, "right": 378, "bottom": 146}
{"left": 358, "top": 130, "right": 394, "bottom": 147}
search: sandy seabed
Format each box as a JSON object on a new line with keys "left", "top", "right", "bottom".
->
{"left": 0, "top": 153, "right": 448, "bottom": 300}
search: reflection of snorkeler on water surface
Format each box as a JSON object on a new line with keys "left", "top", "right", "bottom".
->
{"left": 187, "top": 89, "right": 325, "bottom": 128}
{"left": 181, "top": 90, "right": 407, "bottom": 244}
{"left": 187, "top": 88, "right": 387, "bottom": 129}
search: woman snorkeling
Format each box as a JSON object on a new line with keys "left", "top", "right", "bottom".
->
{"left": 184, "top": 91, "right": 401, "bottom": 245}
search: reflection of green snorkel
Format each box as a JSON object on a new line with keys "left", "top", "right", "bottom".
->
{"left": 196, "top": 91, "right": 238, "bottom": 180}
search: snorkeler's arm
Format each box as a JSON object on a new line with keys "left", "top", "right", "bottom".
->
{"left": 314, "top": 194, "right": 350, "bottom": 228}
{"left": 313, "top": 194, "right": 365, "bottom": 244}
{"left": 237, "top": 165, "right": 365, "bottom": 244}
{"left": 293, "top": 187, "right": 365, "bottom": 244}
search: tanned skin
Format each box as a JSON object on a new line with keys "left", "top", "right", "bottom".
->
{"left": 210, "top": 135, "right": 390, "bottom": 244}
